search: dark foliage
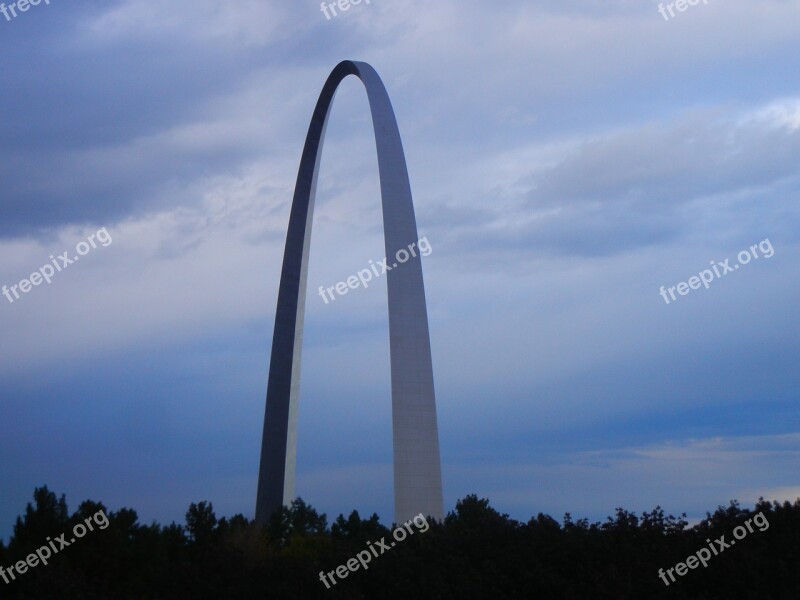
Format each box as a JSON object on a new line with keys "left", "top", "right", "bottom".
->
{"left": 1, "top": 487, "right": 798, "bottom": 599}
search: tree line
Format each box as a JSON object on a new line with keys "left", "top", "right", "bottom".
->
{"left": 1, "top": 486, "right": 798, "bottom": 598}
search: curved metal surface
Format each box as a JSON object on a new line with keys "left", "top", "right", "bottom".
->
{"left": 255, "top": 61, "right": 443, "bottom": 524}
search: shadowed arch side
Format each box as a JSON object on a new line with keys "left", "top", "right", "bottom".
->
{"left": 255, "top": 61, "right": 444, "bottom": 524}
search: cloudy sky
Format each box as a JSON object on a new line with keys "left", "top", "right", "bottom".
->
{"left": 2, "top": 0, "right": 799, "bottom": 538}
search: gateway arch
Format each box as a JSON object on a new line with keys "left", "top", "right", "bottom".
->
{"left": 255, "top": 61, "right": 444, "bottom": 524}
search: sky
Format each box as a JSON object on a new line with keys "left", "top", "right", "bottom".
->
{"left": 1, "top": 0, "right": 799, "bottom": 540}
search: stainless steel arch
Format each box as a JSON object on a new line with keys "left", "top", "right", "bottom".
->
{"left": 255, "top": 61, "right": 444, "bottom": 524}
